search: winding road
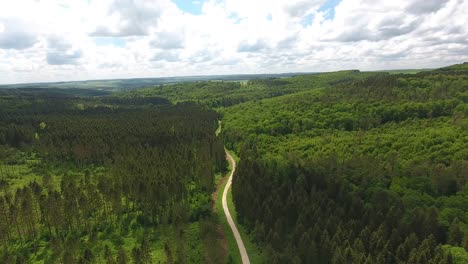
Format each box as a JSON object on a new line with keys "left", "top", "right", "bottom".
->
{"left": 223, "top": 151, "right": 251, "bottom": 264}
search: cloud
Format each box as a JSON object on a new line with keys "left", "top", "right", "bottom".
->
{"left": 47, "top": 50, "right": 82, "bottom": 65}
{"left": 91, "top": 26, "right": 146, "bottom": 38}
{"left": 335, "top": 18, "right": 420, "bottom": 42}
{"left": 151, "top": 50, "right": 180, "bottom": 62}
{"left": 238, "top": 39, "right": 269, "bottom": 52}
{"left": 277, "top": 35, "right": 299, "bottom": 49}
{"left": 150, "top": 31, "right": 185, "bottom": 49}
{"left": 212, "top": 57, "right": 241, "bottom": 66}
{"left": 327, "top": 2, "right": 425, "bottom": 43}
{"left": 0, "top": 0, "right": 468, "bottom": 84}
{"left": 0, "top": 18, "right": 38, "bottom": 50}
{"left": 46, "top": 36, "right": 83, "bottom": 65}
{"left": 189, "top": 49, "right": 220, "bottom": 63}
{"left": 406, "top": 0, "right": 448, "bottom": 14}
{"left": 284, "top": 0, "right": 324, "bottom": 17}
{"left": 90, "top": 0, "right": 168, "bottom": 37}
{"left": 377, "top": 16, "right": 420, "bottom": 39}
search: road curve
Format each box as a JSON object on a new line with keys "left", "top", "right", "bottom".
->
{"left": 223, "top": 151, "right": 251, "bottom": 264}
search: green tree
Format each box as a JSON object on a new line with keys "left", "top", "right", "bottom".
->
{"left": 448, "top": 219, "right": 463, "bottom": 246}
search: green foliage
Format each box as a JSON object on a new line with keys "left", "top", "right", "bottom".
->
{"left": 219, "top": 66, "right": 468, "bottom": 263}
{"left": 2, "top": 63, "right": 468, "bottom": 263}
{"left": 121, "top": 70, "right": 379, "bottom": 108}
{"left": 0, "top": 94, "right": 226, "bottom": 263}
{"left": 443, "top": 245, "right": 468, "bottom": 264}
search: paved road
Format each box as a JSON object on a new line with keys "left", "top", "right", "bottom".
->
{"left": 223, "top": 151, "right": 251, "bottom": 264}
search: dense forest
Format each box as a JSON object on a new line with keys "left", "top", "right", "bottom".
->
{"left": 220, "top": 64, "right": 468, "bottom": 263}
{"left": 2, "top": 63, "right": 468, "bottom": 264}
{"left": 113, "top": 63, "right": 468, "bottom": 263}
{"left": 123, "top": 70, "right": 377, "bottom": 108}
{"left": 0, "top": 93, "right": 227, "bottom": 263}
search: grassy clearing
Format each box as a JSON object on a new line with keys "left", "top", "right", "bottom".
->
{"left": 0, "top": 163, "right": 39, "bottom": 193}
{"left": 216, "top": 121, "right": 222, "bottom": 136}
{"left": 25, "top": 215, "right": 211, "bottom": 263}
{"left": 1, "top": 157, "right": 210, "bottom": 263}
{"left": 1, "top": 148, "right": 257, "bottom": 263}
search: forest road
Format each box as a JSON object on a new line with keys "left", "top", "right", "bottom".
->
{"left": 223, "top": 151, "right": 251, "bottom": 264}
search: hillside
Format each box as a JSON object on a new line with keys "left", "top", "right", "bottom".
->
{"left": 220, "top": 65, "right": 468, "bottom": 263}
{"left": 129, "top": 63, "right": 468, "bottom": 263}
{"left": 124, "top": 70, "right": 378, "bottom": 107}
{"left": 0, "top": 73, "right": 307, "bottom": 92}
{"left": 1, "top": 63, "right": 467, "bottom": 263}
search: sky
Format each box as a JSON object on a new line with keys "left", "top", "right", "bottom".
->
{"left": 0, "top": 0, "right": 467, "bottom": 84}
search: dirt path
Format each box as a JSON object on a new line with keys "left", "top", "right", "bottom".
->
{"left": 223, "top": 151, "right": 250, "bottom": 264}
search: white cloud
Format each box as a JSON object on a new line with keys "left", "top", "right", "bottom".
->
{"left": 151, "top": 50, "right": 180, "bottom": 62}
{"left": 46, "top": 35, "right": 83, "bottom": 65}
{"left": 90, "top": 0, "right": 174, "bottom": 37}
{"left": 0, "top": 18, "right": 38, "bottom": 50}
{"left": 0, "top": 0, "right": 467, "bottom": 84}
{"left": 406, "top": 0, "right": 448, "bottom": 14}
{"left": 238, "top": 39, "right": 269, "bottom": 53}
{"left": 150, "top": 31, "right": 185, "bottom": 49}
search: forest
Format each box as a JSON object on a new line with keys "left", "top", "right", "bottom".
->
{"left": 0, "top": 92, "right": 227, "bottom": 263}
{"left": 125, "top": 63, "right": 468, "bottom": 263}
{"left": 123, "top": 70, "right": 377, "bottom": 108}
{"left": 1, "top": 62, "right": 468, "bottom": 264}
{"left": 220, "top": 64, "right": 468, "bottom": 263}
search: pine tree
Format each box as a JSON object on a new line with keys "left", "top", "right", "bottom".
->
{"left": 463, "top": 235, "right": 468, "bottom": 251}
{"left": 82, "top": 248, "right": 94, "bottom": 264}
{"left": 117, "top": 248, "right": 128, "bottom": 264}
{"left": 132, "top": 247, "right": 142, "bottom": 264}
{"left": 104, "top": 245, "right": 115, "bottom": 264}
{"left": 448, "top": 219, "right": 463, "bottom": 246}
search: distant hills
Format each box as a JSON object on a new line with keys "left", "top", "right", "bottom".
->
{"left": 0, "top": 73, "right": 312, "bottom": 92}
{"left": 1, "top": 62, "right": 466, "bottom": 96}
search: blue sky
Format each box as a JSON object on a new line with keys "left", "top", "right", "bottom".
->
{"left": 172, "top": 0, "right": 342, "bottom": 19}
{"left": 319, "top": 0, "right": 341, "bottom": 20}
{"left": 94, "top": 37, "right": 126, "bottom": 47}
{"left": 172, "top": 0, "right": 203, "bottom": 15}
{"left": 172, "top": 0, "right": 340, "bottom": 28}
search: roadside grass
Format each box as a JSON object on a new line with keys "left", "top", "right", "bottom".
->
{"left": 227, "top": 186, "right": 265, "bottom": 264}
{"left": 215, "top": 149, "right": 265, "bottom": 264}
{"left": 215, "top": 170, "right": 242, "bottom": 263}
